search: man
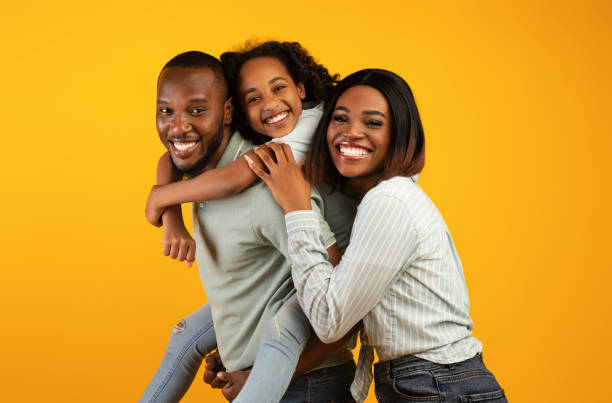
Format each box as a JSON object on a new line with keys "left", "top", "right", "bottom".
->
{"left": 140, "top": 51, "right": 356, "bottom": 402}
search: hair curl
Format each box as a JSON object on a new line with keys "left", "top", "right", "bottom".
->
{"left": 221, "top": 41, "right": 339, "bottom": 143}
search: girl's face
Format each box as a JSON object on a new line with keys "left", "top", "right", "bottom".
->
{"left": 326, "top": 85, "right": 391, "bottom": 190}
{"left": 238, "top": 57, "right": 305, "bottom": 138}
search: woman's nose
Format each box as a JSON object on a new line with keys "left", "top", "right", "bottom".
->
{"left": 344, "top": 122, "right": 364, "bottom": 139}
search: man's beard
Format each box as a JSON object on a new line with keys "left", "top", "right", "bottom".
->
{"left": 170, "top": 123, "right": 224, "bottom": 178}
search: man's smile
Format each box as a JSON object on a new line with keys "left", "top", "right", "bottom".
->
{"left": 169, "top": 139, "right": 201, "bottom": 158}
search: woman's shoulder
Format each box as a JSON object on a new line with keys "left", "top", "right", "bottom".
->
{"left": 362, "top": 176, "right": 421, "bottom": 204}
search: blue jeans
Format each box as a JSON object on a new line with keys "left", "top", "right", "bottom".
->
{"left": 141, "top": 296, "right": 343, "bottom": 403}
{"left": 374, "top": 353, "right": 506, "bottom": 402}
{"left": 280, "top": 360, "right": 356, "bottom": 403}
{"left": 139, "top": 304, "right": 217, "bottom": 403}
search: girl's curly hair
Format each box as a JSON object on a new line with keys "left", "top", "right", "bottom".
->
{"left": 220, "top": 40, "right": 339, "bottom": 144}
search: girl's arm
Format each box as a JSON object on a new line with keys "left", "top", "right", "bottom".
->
{"left": 145, "top": 150, "right": 258, "bottom": 226}
{"left": 154, "top": 152, "right": 196, "bottom": 267}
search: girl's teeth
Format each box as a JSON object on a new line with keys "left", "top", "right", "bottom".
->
{"left": 266, "top": 111, "right": 288, "bottom": 124}
{"left": 339, "top": 146, "right": 369, "bottom": 156}
{"left": 174, "top": 142, "right": 196, "bottom": 151}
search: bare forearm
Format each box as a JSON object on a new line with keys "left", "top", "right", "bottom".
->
{"left": 154, "top": 156, "right": 257, "bottom": 209}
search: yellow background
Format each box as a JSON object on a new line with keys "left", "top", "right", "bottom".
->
{"left": 1, "top": 1, "right": 610, "bottom": 402}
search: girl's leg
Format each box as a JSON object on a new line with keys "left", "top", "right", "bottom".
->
{"left": 233, "top": 294, "right": 310, "bottom": 403}
{"left": 139, "top": 304, "right": 217, "bottom": 403}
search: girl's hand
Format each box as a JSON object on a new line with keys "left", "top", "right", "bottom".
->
{"left": 162, "top": 217, "right": 196, "bottom": 268}
{"left": 246, "top": 142, "right": 312, "bottom": 214}
{"left": 145, "top": 185, "right": 165, "bottom": 226}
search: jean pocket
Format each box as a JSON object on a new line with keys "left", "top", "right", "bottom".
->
{"left": 391, "top": 371, "right": 441, "bottom": 402}
{"left": 459, "top": 389, "right": 507, "bottom": 402}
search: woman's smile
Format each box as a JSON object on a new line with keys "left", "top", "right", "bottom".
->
{"left": 327, "top": 85, "right": 391, "bottom": 192}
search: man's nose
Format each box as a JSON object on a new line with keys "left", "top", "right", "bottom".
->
{"left": 169, "top": 113, "right": 192, "bottom": 136}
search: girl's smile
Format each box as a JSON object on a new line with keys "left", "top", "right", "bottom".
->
{"left": 238, "top": 57, "right": 305, "bottom": 138}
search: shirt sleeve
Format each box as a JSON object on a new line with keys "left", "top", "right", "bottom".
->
{"left": 285, "top": 194, "right": 419, "bottom": 343}
{"left": 269, "top": 104, "right": 322, "bottom": 162}
{"left": 255, "top": 183, "right": 335, "bottom": 258}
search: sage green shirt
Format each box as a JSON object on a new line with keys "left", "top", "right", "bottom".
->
{"left": 192, "top": 132, "right": 352, "bottom": 372}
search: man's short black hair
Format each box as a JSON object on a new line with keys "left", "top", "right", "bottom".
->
{"left": 161, "top": 51, "right": 228, "bottom": 99}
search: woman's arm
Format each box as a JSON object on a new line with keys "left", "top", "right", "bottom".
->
{"left": 145, "top": 150, "right": 259, "bottom": 225}
{"left": 248, "top": 142, "right": 417, "bottom": 342}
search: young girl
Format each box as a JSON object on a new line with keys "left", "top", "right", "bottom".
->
{"left": 248, "top": 69, "right": 507, "bottom": 402}
{"left": 141, "top": 42, "right": 357, "bottom": 403}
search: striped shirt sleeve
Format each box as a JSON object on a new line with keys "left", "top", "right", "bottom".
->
{"left": 285, "top": 194, "right": 419, "bottom": 343}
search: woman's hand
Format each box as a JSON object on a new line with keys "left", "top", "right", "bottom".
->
{"left": 246, "top": 142, "right": 312, "bottom": 214}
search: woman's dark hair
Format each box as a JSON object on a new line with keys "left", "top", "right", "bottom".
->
{"left": 220, "top": 41, "right": 339, "bottom": 144}
{"left": 306, "top": 68, "right": 425, "bottom": 189}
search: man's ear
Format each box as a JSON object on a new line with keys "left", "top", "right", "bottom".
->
{"left": 223, "top": 97, "right": 233, "bottom": 126}
{"left": 297, "top": 83, "right": 306, "bottom": 100}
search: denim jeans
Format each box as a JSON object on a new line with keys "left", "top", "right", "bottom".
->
{"left": 280, "top": 360, "right": 357, "bottom": 403}
{"left": 139, "top": 304, "right": 217, "bottom": 403}
{"left": 374, "top": 353, "right": 506, "bottom": 402}
{"left": 140, "top": 296, "right": 337, "bottom": 403}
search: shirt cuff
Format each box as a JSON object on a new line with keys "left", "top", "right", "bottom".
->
{"left": 285, "top": 210, "right": 320, "bottom": 234}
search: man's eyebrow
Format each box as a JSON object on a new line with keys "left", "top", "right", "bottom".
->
{"left": 188, "top": 98, "right": 208, "bottom": 103}
{"left": 362, "top": 110, "right": 386, "bottom": 118}
{"left": 157, "top": 100, "right": 168, "bottom": 104}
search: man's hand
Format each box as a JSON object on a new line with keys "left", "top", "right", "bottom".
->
{"left": 162, "top": 219, "right": 196, "bottom": 267}
{"left": 203, "top": 351, "right": 227, "bottom": 389}
{"left": 145, "top": 185, "right": 165, "bottom": 226}
{"left": 217, "top": 370, "right": 250, "bottom": 401}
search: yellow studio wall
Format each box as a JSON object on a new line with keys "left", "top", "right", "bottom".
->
{"left": 1, "top": 1, "right": 610, "bottom": 401}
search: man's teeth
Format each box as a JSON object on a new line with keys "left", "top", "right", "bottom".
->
{"left": 174, "top": 142, "right": 197, "bottom": 151}
{"left": 265, "top": 111, "right": 288, "bottom": 124}
{"left": 339, "top": 146, "right": 369, "bottom": 156}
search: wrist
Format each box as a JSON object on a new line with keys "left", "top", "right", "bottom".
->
{"left": 283, "top": 201, "right": 311, "bottom": 214}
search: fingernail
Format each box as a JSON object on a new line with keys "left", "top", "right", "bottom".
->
{"left": 244, "top": 155, "right": 253, "bottom": 165}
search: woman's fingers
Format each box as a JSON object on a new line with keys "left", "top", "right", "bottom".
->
{"left": 245, "top": 154, "right": 270, "bottom": 181}
{"left": 267, "top": 142, "right": 287, "bottom": 166}
{"left": 253, "top": 145, "right": 279, "bottom": 173}
{"left": 281, "top": 143, "right": 297, "bottom": 164}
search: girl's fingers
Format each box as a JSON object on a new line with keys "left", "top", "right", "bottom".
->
{"left": 186, "top": 242, "right": 196, "bottom": 267}
{"left": 177, "top": 240, "right": 188, "bottom": 262}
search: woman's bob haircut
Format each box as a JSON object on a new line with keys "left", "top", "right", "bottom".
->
{"left": 306, "top": 68, "right": 425, "bottom": 189}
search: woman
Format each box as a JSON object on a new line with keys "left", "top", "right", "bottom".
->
{"left": 247, "top": 69, "right": 507, "bottom": 402}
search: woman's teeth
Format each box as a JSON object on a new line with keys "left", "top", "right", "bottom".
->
{"left": 265, "top": 111, "right": 289, "bottom": 124}
{"left": 339, "top": 145, "right": 369, "bottom": 156}
{"left": 174, "top": 142, "right": 197, "bottom": 151}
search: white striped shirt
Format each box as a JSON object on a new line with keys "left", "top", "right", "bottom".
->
{"left": 285, "top": 176, "right": 482, "bottom": 402}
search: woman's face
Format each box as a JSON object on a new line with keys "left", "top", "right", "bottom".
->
{"left": 326, "top": 85, "right": 391, "bottom": 185}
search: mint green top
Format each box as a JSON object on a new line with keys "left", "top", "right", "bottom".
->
{"left": 192, "top": 132, "right": 351, "bottom": 372}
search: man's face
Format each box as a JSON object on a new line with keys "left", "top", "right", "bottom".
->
{"left": 156, "top": 67, "right": 231, "bottom": 174}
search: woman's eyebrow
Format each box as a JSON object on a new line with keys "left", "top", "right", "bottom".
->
{"left": 334, "top": 106, "right": 350, "bottom": 113}
{"left": 362, "top": 110, "right": 386, "bottom": 118}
